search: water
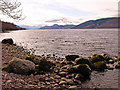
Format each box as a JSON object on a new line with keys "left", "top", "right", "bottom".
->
{"left": 0, "top": 29, "right": 118, "bottom": 58}
{"left": 0, "top": 29, "right": 119, "bottom": 88}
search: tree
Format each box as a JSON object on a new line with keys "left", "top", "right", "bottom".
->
{"left": 0, "top": 0, "right": 25, "bottom": 20}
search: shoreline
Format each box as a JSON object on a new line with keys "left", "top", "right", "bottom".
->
{"left": 1, "top": 42, "right": 119, "bottom": 89}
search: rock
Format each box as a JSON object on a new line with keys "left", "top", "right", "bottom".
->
{"left": 26, "top": 55, "right": 41, "bottom": 64}
{"left": 103, "top": 55, "right": 111, "bottom": 62}
{"left": 108, "top": 60, "right": 114, "bottom": 64}
{"left": 75, "top": 74, "right": 84, "bottom": 80}
{"left": 90, "top": 54, "right": 105, "bottom": 64}
{"left": 66, "top": 74, "right": 73, "bottom": 79}
{"left": 35, "top": 57, "right": 54, "bottom": 71}
{"left": 106, "top": 64, "right": 114, "bottom": 70}
{"left": 66, "top": 61, "right": 75, "bottom": 64}
{"left": 59, "top": 81, "right": 67, "bottom": 85}
{"left": 6, "top": 57, "right": 35, "bottom": 74}
{"left": 93, "top": 61, "right": 107, "bottom": 71}
{"left": 75, "top": 57, "right": 93, "bottom": 69}
{"left": 115, "top": 61, "right": 120, "bottom": 69}
{"left": 1, "top": 38, "right": 14, "bottom": 45}
{"left": 62, "top": 65, "right": 72, "bottom": 69}
{"left": 61, "top": 77, "right": 67, "bottom": 81}
{"left": 112, "top": 57, "right": 119, "bottom": 62}
{"left": 69, "top": 64, "right": 91, "bottom": 78}
{"left": 60, "top": 61, "right": 67, "bottom": 65}
{"left": 55, "top": 75, "right": 61, "bottom": 79}
{"left": 59, "top": 72, "right": 67, "bottom": 77}
{"left": 69, "top": 86, "right": 77, "bottom": 89}
{"left": 2, "top": 65, "right": 10, "bottom": 72}
{"left": 65, "top": 55, "right": 79, "bottom": 61}
{"left": 66, "top": 79, "right": 75, "bottom": 85}
{"left": 6, "top": 80, "right": 12, "bottom": 83}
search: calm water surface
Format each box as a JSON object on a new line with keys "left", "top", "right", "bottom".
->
{"left": 0, "top": 29, "right": 118, "bottom": 57}
{"left": 0, "top": 29, "right": 119, "bottom": 88}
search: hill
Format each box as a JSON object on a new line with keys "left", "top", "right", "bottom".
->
{"left": 1, "top": 21, "right": 25, "bottom": 32}
{"left": 72, "top": 17, "right": 119, "bottom": 29}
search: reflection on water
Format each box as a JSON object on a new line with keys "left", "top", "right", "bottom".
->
{"left": 0, "top": 29, "right": 118, "bottom": 88}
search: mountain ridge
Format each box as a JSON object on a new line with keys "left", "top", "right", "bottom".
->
{"left": 40, "top": 24, "right": 76, "bottom": 29}
{"left": 39, "top": 17, "right": 119, "bottom": 29}
{"left": 72, "top": 17, "right": 119, "bottom": 29}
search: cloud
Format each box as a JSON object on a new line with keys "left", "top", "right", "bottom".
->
{"left": 45, "top": 18, "right": 72, "bottom": 23}
{"left": 4, "top": 0, "right": 119, "bottom": 26}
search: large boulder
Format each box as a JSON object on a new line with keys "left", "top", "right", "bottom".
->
{"left": 93, "top": 61, "right": 107, "bottom": 71}
{"left": 69, "top": 64, "right": 91, "bottom": 78}
{"left": 2, "top": 38, "right": 14, "bottom": 45}
{"left": 90, "top": 54, "right": 105, "bottom": 64}
{"left": 75, "top": 57, "right": 93, "bottom": 69}
{"left": 4, "top": 57, "right": 35, "bottom": 75}
{"left": 65, "top": 55, "right": 79, "bottom": 61}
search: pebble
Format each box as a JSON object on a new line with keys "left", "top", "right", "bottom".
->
{"left": 59, "top": 72, "right": 67, "bottom": 77}
{"left": 6, "top": 80, "right": 12, "bottom": 83}
{"left": 69, "top": 86, "right": 77, "bottom": 89}
{"left": 61, "top": 77, "right": 67, "bottom": 81}
{"left": 55, "top": 75, "right": 61, "bottom": 79}
{"left": 66, "top": 79, "right": 75, "bottom": 85}
{"left": 59, "top": 81, "right": 67, "bottom": 85}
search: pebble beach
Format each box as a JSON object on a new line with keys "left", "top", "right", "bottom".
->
{"left": 1, "top": 40, "right": 119, "bottom": 89}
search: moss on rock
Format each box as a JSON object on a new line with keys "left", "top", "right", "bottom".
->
{"left": 65, "top": 55, "right": 79, "bottom": 61}
{"left": 26, "top": 55, "right": 42, "bottom": 65}
{"left": 115, "top": 61, "right": 120, "bottom": 69}
{"left": 69, "top": 64, "right": 91, "bottom": 78}
{"left": 35, "top": 57, "right": 54, "bottom": 71}
{"left": 75, "top": 57, "right": 93, "bottom": 69}
{"left": 90, "top": 54, "right": 105, "bottom": 64}
{"left": 93, "top": 61, "right": 107, "bottom": 71}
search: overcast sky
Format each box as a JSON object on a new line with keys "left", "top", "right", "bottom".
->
{"left": 2, "top": 0, "right": 119, "bottom": 26}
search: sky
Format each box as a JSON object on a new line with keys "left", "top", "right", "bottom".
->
{"left": 1, "top": 0, "right": 119, "bottom": 26}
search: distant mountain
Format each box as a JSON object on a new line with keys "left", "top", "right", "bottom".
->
{"left": 40, "top": 24, "right": 76, "bottom": 29}
{"left": 72, "top": 17, "right": 119, "bottom": 29}
{"left": 21, "top": 25, "right": 42, "bottom": 30}
{"left": 1, "top": 21, "right": 25, "bottom": 32}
